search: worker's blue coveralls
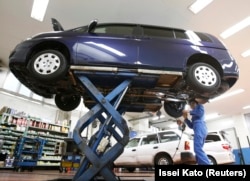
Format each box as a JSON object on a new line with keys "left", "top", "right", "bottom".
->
{"left": 184, "top": 104, "right": 210, "bottom": 165}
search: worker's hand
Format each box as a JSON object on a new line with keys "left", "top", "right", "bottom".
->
{"left": 182, "top": 110, "right": 188, "bottom": 119}
{"left": 176, "top": 119, "right": 183, "bottom": 125}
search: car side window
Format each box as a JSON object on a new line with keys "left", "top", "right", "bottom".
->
{"left": 141, "top": 137, "right": 149, "bottom": 145}
{"left": 141, "top": 134, "right": 158, "bottom": 145}
{"left": 195, "top": 32, "right": 213, "bottom": 42}
{"left": 143, "top": 26, "right": 174, "bottom": 38}
{"left": 125, "top": 138, "right": 140, "bottom": 148}
{"left": 94, "top": 25, "right": 134, "bottom": 36}
{"left": 174, "top": 30, "right": 189, "bottom": 39}
{"left": 159, "top": 131, "right": 180, "bottom": 143}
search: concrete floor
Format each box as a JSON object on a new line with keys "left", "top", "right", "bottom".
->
{"left": 0, "top": 169, "right": 155, "bottom": 181}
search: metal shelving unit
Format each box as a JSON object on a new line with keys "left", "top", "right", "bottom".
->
{"left": 0, "top": 107, "right": 69, "bottom": 168}
{"left": 13, "top": 136, "right": 46, "bottom": 172}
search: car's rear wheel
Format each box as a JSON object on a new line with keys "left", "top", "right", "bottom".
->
{"left": 155, "top": 153, "right": 173, "bottom": 165}
{"left": 163, "top": 101, "right": 186, "bottom": 118}
{"left": 208, "top": 155, "right": 217, "bottom": 165}
{"left": 55, "top": 94, "right": 81, "bottom": 111}
{"left": 187, "top": 63, "right": 221, "bottom": 93}
{"left": 28, "top": 50, "right": 68, "bottom": 81}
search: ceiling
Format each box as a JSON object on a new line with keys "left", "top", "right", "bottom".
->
{"left": 0, "top": 0, "right": 250, "bottom": 129}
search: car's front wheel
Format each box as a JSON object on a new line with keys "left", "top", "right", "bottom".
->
{"left": 187, "top": 63, "right": 221, "bottom": 93}
{"left": 55, "top": 94, "right": 81, "bottom": 111}
{"left": 28, "top": 50, "right": 68, "bottom": 81}
{"left": 163, "top": 101, "right": 186, "bottom": 118}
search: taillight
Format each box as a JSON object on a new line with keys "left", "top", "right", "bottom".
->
{"left": 222, "top": 144, "right": 231, "bottom": 150}
{"left": 184, "top": 141, "right": 190, "bottom": 150}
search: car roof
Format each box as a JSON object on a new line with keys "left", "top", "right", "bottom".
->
{"left": 131, "top": 129, "right": 184, "bottom": 138}
{"left": 60, "top": 19, "right": 187, "bottom": 33}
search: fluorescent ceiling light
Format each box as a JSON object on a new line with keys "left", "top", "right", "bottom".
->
{"left": 206, "top": 113, "right": 219, "bottom": 120}
{"left": 241, "top": 49, "right": 250, "bottom": 58}
{"left": 31, "top": 0, "right": 49, "bottom": 21}
{"left": 210, "top": 89, "right": 244, "bottom": 102}
{"left": 243, "top": 105, "right": 250, "bottom": 110}
{"left": 189, "top": 0, "right": 213, "bottom": 14}
{"left": 220, "top": 16, "right": 250, "bottom": 39}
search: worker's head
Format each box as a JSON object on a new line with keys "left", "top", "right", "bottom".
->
{"left": 188, "top": 98, "right": 198, "bottom": 109}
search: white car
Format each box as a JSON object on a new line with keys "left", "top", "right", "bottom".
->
{"left": 204, "top": 130, "right": 235, "bottom": 165}
{"left": 114, "top": 129, "right": 194, "bottom": 172}
{"left": 181, "top": 130, "right": 235, "bottom": 165}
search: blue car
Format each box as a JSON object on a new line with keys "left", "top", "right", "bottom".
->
{"left": 9, "top": 19, "right": 239, "bottom": 117}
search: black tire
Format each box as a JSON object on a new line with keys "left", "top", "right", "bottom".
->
{"left": 208, "top": 155, "right": 217, "bottom": 165}
{"left": 126, "top": 167, "right": 136, "bottom": 172}
{"left": 155, "top": 154, "right": 173, "bottom": 165}
{"left": 55, "top": 94, "right": 81, "bottom": 111}
{"left": 187, "top": 63, "right": 221, "bottom": 93}
{"left": 163, "top": 101, "right": 186, "bottom": 118}
{"left": 28, "top": 50, "right": 68, "bottom": 81}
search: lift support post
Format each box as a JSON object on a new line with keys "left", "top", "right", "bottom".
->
{"left": 72, "top": 73, "right": 132, "bottom": 181}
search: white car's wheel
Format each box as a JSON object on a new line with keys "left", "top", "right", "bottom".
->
{"left": 208, "top": 155, "right": 217, "bottom": 165}
{"left": 155, "top": 154, "right": 173, "bottom": 165}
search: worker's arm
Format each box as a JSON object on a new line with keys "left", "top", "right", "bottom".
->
{"left": 182, "top": 111, "right": 193, "bottom": 129}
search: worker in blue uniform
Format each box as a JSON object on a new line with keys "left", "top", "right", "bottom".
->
{"left": 182, "top": 98, "right": 210, "bottom": 165}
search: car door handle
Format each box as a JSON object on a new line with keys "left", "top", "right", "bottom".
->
{"left": 153, "top": 146, "right": 158, "bottom": 149}
{"left": 132, "top": 149, "right": 136, "bottom": 151}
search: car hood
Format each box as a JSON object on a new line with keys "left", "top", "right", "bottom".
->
{"left": 30, "top": 30, "right": 75, "bottom": 39}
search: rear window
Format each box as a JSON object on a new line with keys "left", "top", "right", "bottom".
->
{"left": 206, "top": 131, "right": 230, "bottom": 143}
{"left": 206, "top": 134, "right": 221, "bottom": 142}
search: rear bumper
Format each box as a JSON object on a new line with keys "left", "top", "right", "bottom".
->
{"left": 181, "top": 151, "right": 196, "bottom": 164}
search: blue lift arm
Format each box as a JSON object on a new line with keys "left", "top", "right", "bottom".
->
{"left": 72, "top": 74, "right": 132, "bottom": 181}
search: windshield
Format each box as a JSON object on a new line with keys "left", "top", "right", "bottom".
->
{"left": 125, "top": 138, "right": 140, "bottom": 148}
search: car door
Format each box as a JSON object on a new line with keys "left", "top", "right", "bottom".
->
{"left": 75, "top": 24, "right": 138, "bottom": 66}
{"left": 114, "top": 137, "right": 141, "bottom": 166}
{"left": 157, "top": 131, "right": 184, "bottom": 162}
{"left": 136, "top": 133, "right": 159, "bottom": 165}
{"left": 138, "top": 25, "right": 196, "bottom": 71}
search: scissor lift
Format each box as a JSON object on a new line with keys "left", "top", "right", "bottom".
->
{"left": 72, "top": 72, "right": 134, "bottom": 181}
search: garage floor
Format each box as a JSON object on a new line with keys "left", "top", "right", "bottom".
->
{"left": 0, "top": 169, "right": 155, "bottom": 181}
